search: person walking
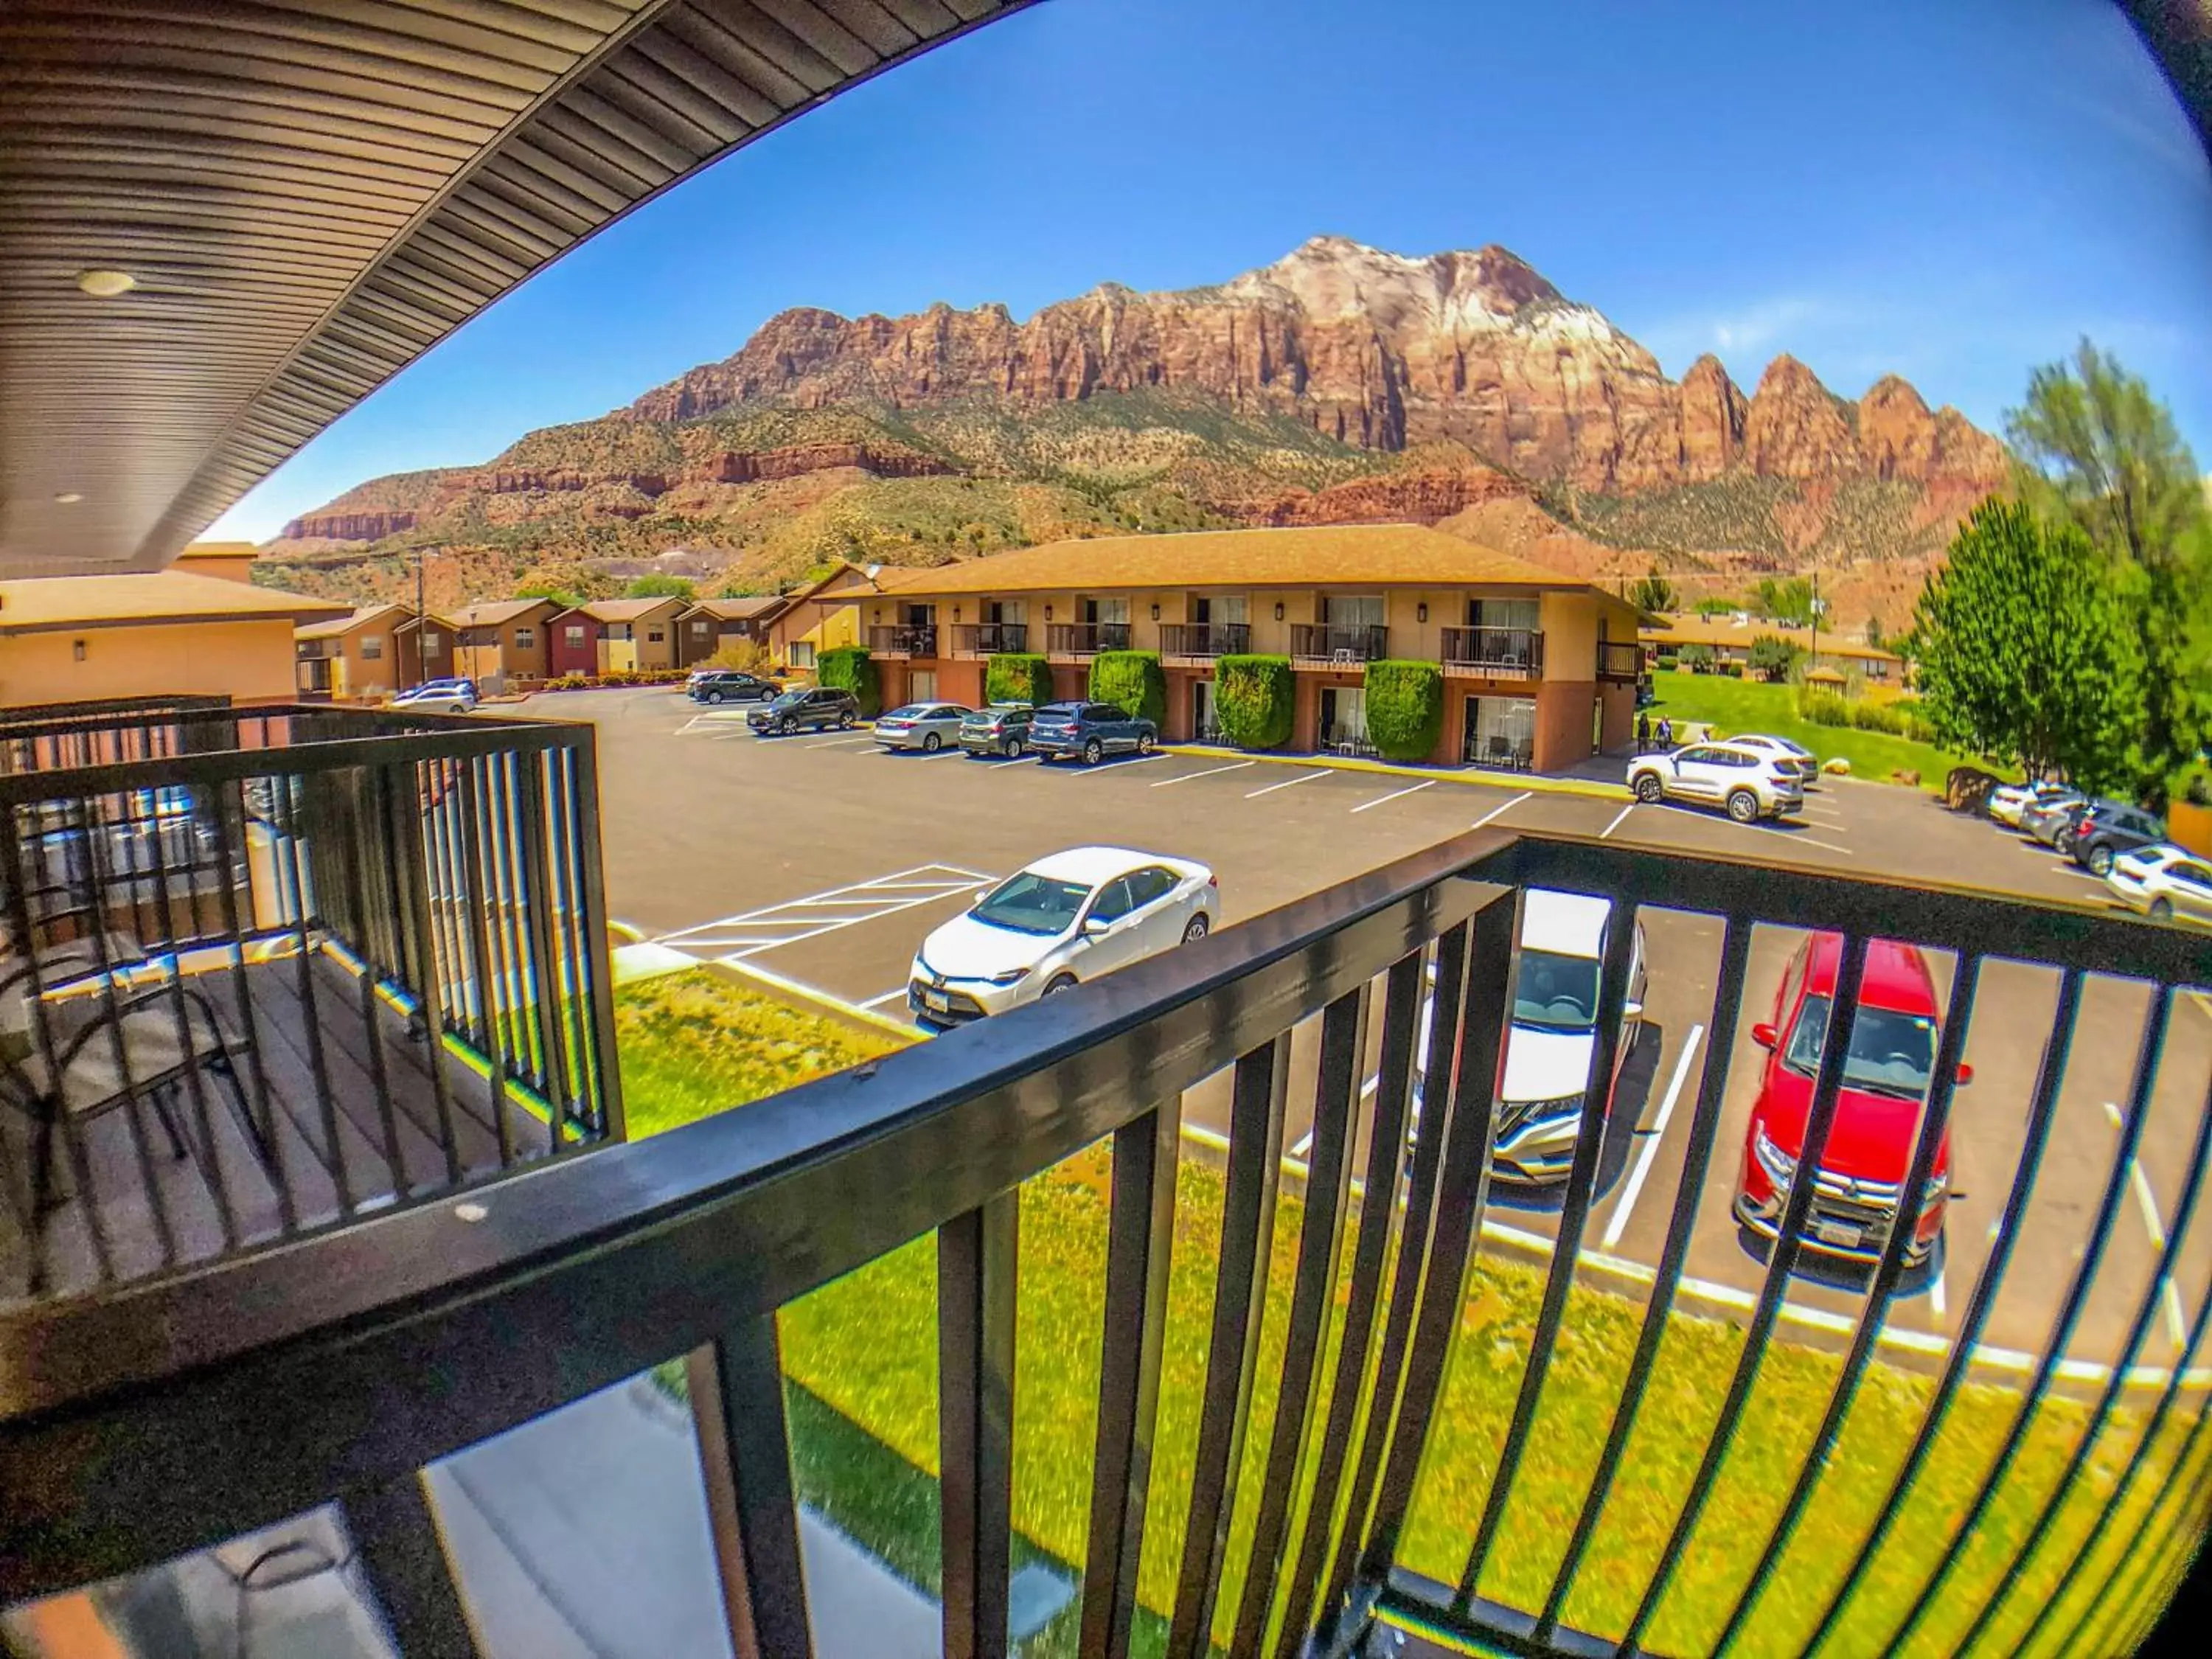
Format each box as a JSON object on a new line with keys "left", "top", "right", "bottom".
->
{"left": 1656, "top": 715, "right": 1674, "bottom": 750}
{"left": 1636, "top": 710, "right": 1652, "bottom": 754}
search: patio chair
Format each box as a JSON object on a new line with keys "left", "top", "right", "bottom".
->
{"left": 1487, "top": 735, "right": 1512, "bottom": 769}
{"left": 1513, "top": 738, "right": 1536, "bottom": 772}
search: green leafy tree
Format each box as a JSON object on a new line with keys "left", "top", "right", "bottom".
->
{"left": 1754, "top": 576, "right": 1817, "bottom": 626}
{"left": 1214, "top": 655, "right": 1295, "bottom": 750}
{"left": 515, "top": 578, "right": 582, "bottom": 609}
{"left": 1865, "top": 616, "right": 1885, "bottom": 653}
{"left": 1747, "top": 635, "right": 1805, "bottom": 683}
{"left": 624, "top": 574, "right": 696, "bottom": 600}
{"left": 1912, "top": 498, "right": 2146, "bottom": 790}
{"left": 1694, "top": 594, "right": 1740, "bottom": 619}
{"left": 1088, "top": 652, "right": 1166, "bottom": 727}
{"left": 984, "top": 653, "right": 1053, "bottom": 707}
{"left": 815, "top": 646, "right": 880, "bottom": 717}
{"left": 1627, "top": 566, "right": 1678, "bottom": 613}
{"left": 1363, "top": 661, "right": 1445, "bottom": 762}
{"left": 1679, "top": 643, "right": 1717, "bottom": 672}
{"left": 2006, "top": 340, "right": 2212, "bottom": 803}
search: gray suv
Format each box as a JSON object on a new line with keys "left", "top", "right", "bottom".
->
{"left": 748, "top": 686, "right": 860, "bottom": 735}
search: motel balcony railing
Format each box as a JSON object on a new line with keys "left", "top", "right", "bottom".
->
{"left": 866, "top": 625, "right": 938, "bottom": 658}
{"left": 1292, "top": 622, "right": 1391, "bottom": 663}
{"left": 1599, "top": 639, "right": 1644, "bottom": 684}
{"left": 0, "top": 699, "right": 620, "bottom": 1306}
{"left": 1159, "top": 621, "right": 1254, "bottom": 659}
{"left": 2, "top": 820, "right": 2207, "bottom": 1657}
{"left": 1441, "top": 625, "right": 1545, "bottom": 679}
{"left": 947, "top": 622, "right": 1029, "bottom": 655}
{"left": 1046, "top": 621, "right": 1132, "bottom": 657}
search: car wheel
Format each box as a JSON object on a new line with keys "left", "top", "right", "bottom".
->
{"left": 1043, "top": 974, "right": 1079, "bottom": 997}
{"left": 922, "top": 731, "right": 942, "bottom": 754}
{"left": 1182, "top": 913, "right": 1210, "bottom": 945}
{"left": 838, "top": 711, "right": 855, "bottom": 730}
{"left": 2088, "top": 844, "right": 2114, "bottom": 876}
{"left": 2150, "top": 897, "right": 2174, "bottom": 921}
{"left": 706, "top": 690, "right": 723, "bottom": 705}
{"left": 1726, "top": 790, "right": 1759, "bottom": 825}
{"left": 448, "top": 702, "right": 467, "bottom": 714}
{"left": 1138, "top": 731, "right": 1155, "bottom": 755}
{"left": 1634, "top": 773, "right": 1664, "bottom": 804}
{"left": 777, "top": 717, "right": 795, "bottom": 736}
{"left": 1082, "top": 738, "right": 1104, "bottom": 766}
{"left": 1002, "top": 737, "right": 1021, "bottom": 759}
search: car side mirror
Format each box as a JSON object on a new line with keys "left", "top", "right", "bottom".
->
{"left": 1752, "top": 1022, "right": 1778, "bottom": 1049}
{"left": 1082, "top": 916, "right": 1110, "bottom": 936}
{"left": 1954, "top": 1061, "right": 1975, "bottom": 1087}
{"left": 1621, "top": 999, "right": 1644, "bottom": 1021}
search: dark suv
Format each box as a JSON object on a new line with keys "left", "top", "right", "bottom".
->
{"left": 1026, "top": 700, "right": 1158, "bottom": 765}
{"left": 2069, "top": 801, "right": 2167, "bottom": 875}
{"left": 689, "top": 669, "right": 776, "bottom": 704}
{"left": 748, "top": 686, "right": 859, "bottom": 735}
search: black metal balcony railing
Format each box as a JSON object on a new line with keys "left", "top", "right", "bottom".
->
{"left": 1046, "top": 620, "right": 1131, "bottom": 655}
{"left": 1159, "top": 621, "right": 1253, "bottom": 658}
{"left": 4, "top": 823, "right": 2205, "bottom": 1657}
{"left": 0, "top": 699, "right": 619, "bottom": 1303}
{"left": 1292, "top": 622, "right": 1390, "bottom": 662}
{"left": 866, "top": 625, "right": 937, "bottom": 657}
{"left": 947, "top": 622, "right": 1029, "bottom": 655}
{"left": 1441, "top": 625, "right": 1545, "bottom": 678}
{"left": 1599, "top": 639, "right": 1644, "bottom": 683}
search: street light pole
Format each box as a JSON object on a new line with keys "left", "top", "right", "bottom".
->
{"left": 414, "top": 548, "right": 427, "bottom": 689}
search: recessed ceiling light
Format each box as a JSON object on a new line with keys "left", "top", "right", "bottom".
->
{"left": 54, "top": 491, "right": 84, "bottom": 504}
{"left": 76, "top": 268, "right": 136, "bottom": 297}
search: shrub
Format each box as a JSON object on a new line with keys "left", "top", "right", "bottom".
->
{"left": 1363, "top": 661, "right": 1444, "bottom": 762}
{"left": 1680, "top": 644, "right": 1716, "bottom": 673}
{"left": 624, "top": 574, "right": 695, "bottom": 600}
{"left": 1088, "top": 651, "right": 1166, "bottom": 728}
{"left": 984, "top": 653, "right": 1053, "bottom": 707}
{"left": 1796, "top": 687, "right": 1852, "bottom": 728}
{"left": 709, "top": 639, "right": 775, "bottom": 676}
{"left": 816, "top": 646, "right": 880, "bottom": 717}
{"left": 1215, "top": 655, "right": 1295, "bottom": 751}
{"left": 1717, "top": 659, "right": 1746, "bottom": 678}
{"left": 2177, "top": 763, "right": 2212, "bottom": 808}
{"left": 1748, "top": 634, "right": 1805, "bottom": 683}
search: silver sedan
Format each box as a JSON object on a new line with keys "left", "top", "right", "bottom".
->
{"left": 873, "top": 701, "right": 973, "bottom": 753}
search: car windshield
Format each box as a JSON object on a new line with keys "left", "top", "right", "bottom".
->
{"left": 768, "top": 691, "right": 807, "bottom": 708}
{"left": 1784, "top": 995, "right": 1938, "bottom": 1099}
{"left": 1512, "top": 949, "right": 1600, "bottom": 1032}
{"left": 970, "top": 871, "right": 1093, "bottom": 936}
{"left": 1034, "top": 705, "right": 1078, "bottom": 720}
{"left": 883, "top": 704, "right": 925, "bottom": 719}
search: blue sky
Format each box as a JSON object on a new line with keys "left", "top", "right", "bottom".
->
{"left": 209, "top": 0, "right": 2212, "bottom": 541}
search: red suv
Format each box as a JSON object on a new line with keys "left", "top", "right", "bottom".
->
{"left": 1734, "top": 933, "right": 1970, "bottom": 1267}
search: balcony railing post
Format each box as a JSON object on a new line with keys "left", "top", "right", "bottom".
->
{"left": 687, "top": 1321, "right": 813, "bottom": 1659}
{"left": 567, "top": 734, "right": 625, "bottom": 1141}
{"left": 389, "top": 757, "right": 465, "bottom": 1186}
{"left": 345, "top": 1470, "right": 480, "bottom": 1658}
{"left": 455, "top": 757, "right": 516, "bottom": 1161}
{"left": 514, "top": 747, "right": 576, "bottom": 1154}
{"left": 939, "top": 1189, "right": 1019, "bottom": 1659}
{"left": 1080, "top": 1093, "right": 1182, "bottom": 1658}
{"left": 1165, "top": 1032, "right": 1292, "bottom": 1659}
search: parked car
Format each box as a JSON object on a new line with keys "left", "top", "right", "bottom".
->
{"left": 2067, "top": 801, "right": 2168, "bottom": 874}
{"left": 687, "top": 670, "right": 776, "bottom": 704}
{"left": 391, "top": 678, "right": 477, "bottom": 713}
{"left": 1026, "top": 700, "right": 1158, "bottom": 765}
{"left": 1489, "top": 890, "right": 1649, "bottom": 1184}
{"left": 959, "top": 703, "right": 1035, "bottom": 759}
{"left": 1728, "top": 733, "right": 1820, "bottom": 789}
{"left": 2017, "top": 788, "right": 2087, "bottom": 845}
{"left": 746, "top": 686, "right": 858, "bottom": 735}
{"left": 874, "top": 701, "right": 973, "bottom": 753}
{"left": 908, "top": 846, "right": 1217, "bottom": 1027}
{"left": 2106, "top": 845, "right": 2212, "bottom": 925}
{"left": 1734, "top": 933, "right": 1969, "bottom": 1268}
{"left": 1989, "top": 779, "right": 2074, "bottom": 828}
{"left": 1626, "top": 742, "right": 1804, "bottom": 824}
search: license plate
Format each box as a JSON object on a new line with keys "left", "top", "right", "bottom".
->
{"left": 1815, "top": 1220, "right": 1862, "bottom": 1248}
{"left": 925, "top": 992, "right": 951, "bottom": 1013}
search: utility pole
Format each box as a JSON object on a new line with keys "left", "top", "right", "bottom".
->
{"left": 1809, "top": 568, "right": 1820, "bottom": 673}
{"left": 414, "top": 547, "right": 428, "bottom": 689}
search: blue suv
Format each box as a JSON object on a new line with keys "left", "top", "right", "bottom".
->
{"left": 1026, "top": 700, "right": 1158, "bottom": 765}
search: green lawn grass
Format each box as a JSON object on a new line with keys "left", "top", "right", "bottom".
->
{"left": 621, "top": 970, "right": 2199, "bottom": 1659}
{"left": 1647, "top": 669, "right": 2014, "bottom": 786}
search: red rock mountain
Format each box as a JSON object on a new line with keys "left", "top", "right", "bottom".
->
{"left": 621, "top": 236, "right": 2006, "bottom": 496}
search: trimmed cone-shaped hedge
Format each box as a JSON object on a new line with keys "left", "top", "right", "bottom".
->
{"left": 985, "top": 653, "right": 1054, "bottom": 707}
{"left": 1364, "top": 660, "right": 1444, "bottom": 762}
{"left": 1216, "top": 655, "right": 1295, "bottom": 750}
{"left": 816, "top": 646, "right": 880, "bottom": 717}
{"left": 1088, "top": 650, "right": 1166, "bottom": 727}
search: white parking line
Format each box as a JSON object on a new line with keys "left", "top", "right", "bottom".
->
{"left": 1152, "top": 760, "right": 1256, "bottom": 788}
{"left": 1601, "top": 1023, "right": 1703, "bottom": 1251}
{"left": 1776, "top": 834, "right": 1854, "bottom": 857}
{"left": 655, "top": 864, "right": 995, "bottom": 961}
{"left": 1599, "top": 804, "right": 1636, "bottom": 840}
{"left": 2103, "top": 1100, "right": 2190, "bottom": 1347}
{"left": 860, "top": 988, "right": 911, "bottom": 1009}
{"left": 802, "top": 735, "right": 874, "bottom": 748}
{"left": 1247, "top": 769, "right": 1333, "bottom": 799}
{"left": 1470, "top": 790, "right": 1531, "bottom": 831}
{"left": 1062, "top": 754, "right": 1169, "bottom": 776}
{"left": 1351, "top": 779, "right": 1436, "bottom": 813}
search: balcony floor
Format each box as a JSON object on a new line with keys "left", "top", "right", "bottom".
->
{"left": 0, "top": 949, "right": 554, "bottom": 1303}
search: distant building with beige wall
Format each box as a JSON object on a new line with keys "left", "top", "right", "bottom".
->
{"left": 295, "top": 602, "right": 420, "bottom": 698}
{"left": 173, "top": 540, "right": 262, "bottom": 584}
{"left": 0, "top": 570, "right": 346, "bottom": 709}
{"left": 447, "top": 599, "right": 557, "bottom": 691}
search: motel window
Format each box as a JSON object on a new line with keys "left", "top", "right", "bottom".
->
{"left": 648, "top": 627, "right": 664, "bottom": 644}
{"left": 911, "top": 669, "right": 937, "bottom": 701}
{"left": 1470, "top": 597, "right": 1541, "bottom": 633}
{"left": 515, "top": 627, "right": 535, "bottom": 649}
{"left": 790, "top": 641, "right": 816, "bottom": 669}
{"left": 361, "top": 636, "right": 383, "bottom": 660}
{"left": 692, "top": 619, "right": 709, "bottom": 634}
{"left": 565, "top": 625, "right": 585, "bottom": 644}
{"left": 421, "top": 630, "right": 439, "bottom": 649}
{"left": 1323, "top": 595, "right": 1386, "bottom": 629}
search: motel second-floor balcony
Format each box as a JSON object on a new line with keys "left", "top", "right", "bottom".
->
{"left": 946, "top": 622, "right": 1029, "bottom": 655}
{"left": 1441, "top": 625, "right": 1545, "bottom": 678}
{"left": 866, "top": 625, "right": 937, "bottom": 658}
{"left": 0, "top": 697, "right": 619, "bottom": 1304}
{"left": 1046, "top": 621, "right": 1132, "bottom": 658}
{"left": 1599, "top": 639, "right": 1644, "bottom": 684}
{"left": 3, "top": 790, "right": 2205, "bottom": 1659}
{"left": 1291, "top": 621, "right": 1391, "bottom": 663}
{"left": 1159, "top": 621, "right": 1253, "bottom": 660}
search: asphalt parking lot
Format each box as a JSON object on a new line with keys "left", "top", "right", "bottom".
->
{"left": 527, "top": 686, "right": 2211, "bottom": 1380}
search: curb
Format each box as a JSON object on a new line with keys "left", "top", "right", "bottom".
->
{"left": 702, "top": 954, "right": 922, "bottom": 1042}
{"left": 1158, "top": 744, "right": 1630, "bottom": 801}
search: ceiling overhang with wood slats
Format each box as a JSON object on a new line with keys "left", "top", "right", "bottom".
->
{"left": 0, "top": 0, "right": 1035, "bottom": 578}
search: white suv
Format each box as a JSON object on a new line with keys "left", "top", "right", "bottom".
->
{"left": 1725, "top": 733, "right": 1820, "bottom": 789}
{"left": 1627, "top": 742, "right": 1804, "bottom": 824}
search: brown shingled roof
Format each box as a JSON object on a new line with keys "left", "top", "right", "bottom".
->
{"left": 570, "top": 596, "right": 688, "bottom": 624}
{"left": 0, "top": 569, "right": 346, "bottom": 636}
{"left": 448, "top": 599, "right": 557, "bottom": 627}
{"left": 685, "top": 596, "right": 784, "bottom": 621}
{"left": 871, "top": 524, "right": 1597, "bottom": 597}
{"left": 295, "top": 602, "right": 408, "bottom": 641}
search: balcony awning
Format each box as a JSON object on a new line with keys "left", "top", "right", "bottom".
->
{"left": 0, "top": 0, "right": 1034, "bottom": 580}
